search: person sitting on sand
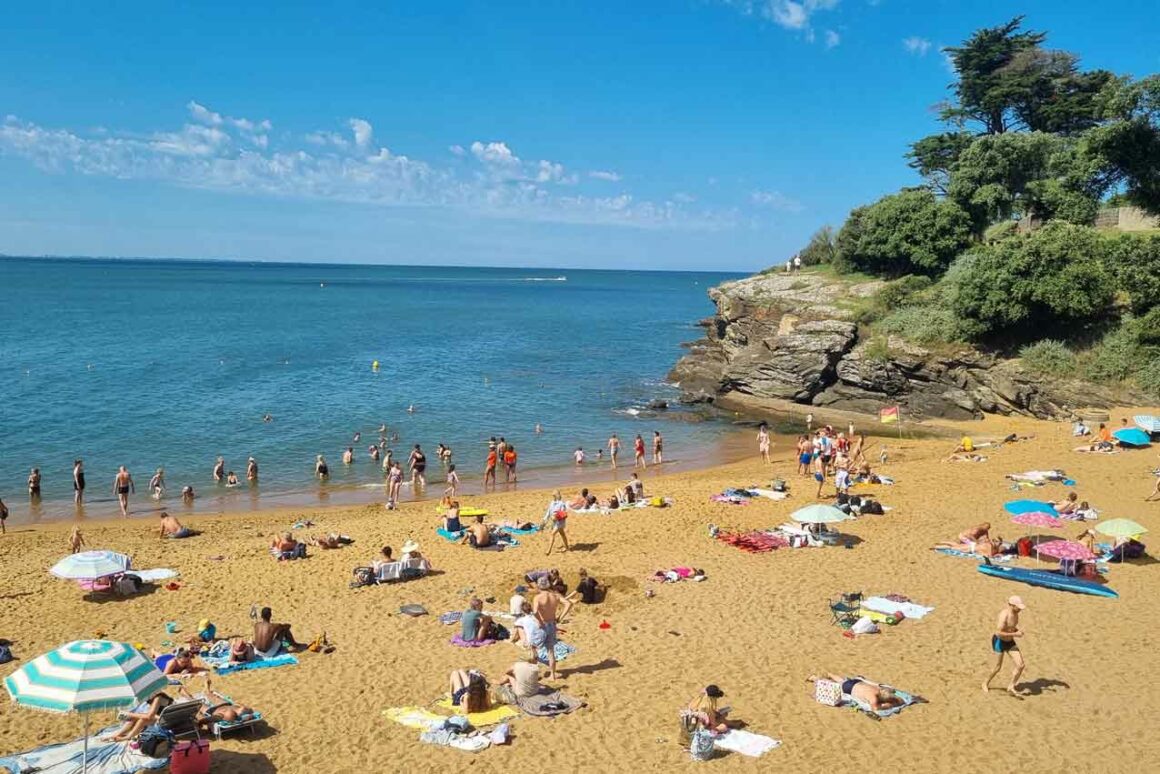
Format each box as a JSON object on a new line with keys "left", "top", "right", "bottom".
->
{"left": 159, "top": 511, "right": 193, "bottom": 539}
{"left": 809, "top": 674, "right": 906, "bottom": 711}
{"left": 569, "top": 488, "right": 591, "bottom": 509}
{"left": 1147, "top": 473, "right": 1160, "bottom": 503}
{"left": 499, "top": 651, "right": 545, "bottom": 698}
{"left": 271, "top": 532, "right": 304, "bottom": 558}
{"left": 512, "top": 600, "right": 545, "bottom": 650}
{"left": 373, "top": 546, "right": 394, "bottom": 573}
{"left": 104, "top": 690, "right": 174, "bottom": 742}
{"left": 310, "top": 533, "right": 350, "bottom": 549}
{"left": 229, "top": 637, "right": 254, "bottom": 664}
{"left": 1053, "top": 492, "right": 1080, "bottom": 514}
{"left": 463, "top": 514, "right": 492, "bottom": 548}
{"left": 449, "top": 669, "right": 491, "bottom": 713}
{"left": 163, "top": 647, "right": 205, "bottom": 676}
{"left": 401, "top": 539, "right": 431, "bottom": 571}
{"left": 571, "top": 568, "right": 603, "bottom": 604}
{"left": 686, "top": 684, "right": 729, "bottom": 733}
{"left": 1077, "top": 528, "right": 1097, "bottom": 554}
{"left": 443, "top": 501, "right": 462, "bottom": 533}
{"left": 460, "top": 598, "right": 495, "bottom": 642}
{"left": 253, "top": 606, "right": 303, "bottom": 657}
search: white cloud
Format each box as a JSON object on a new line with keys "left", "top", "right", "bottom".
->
{"left": 721, "top": 0, "right": 841, "bottom": 42}
{"left": 349, "top": 118, "right": 374, "bottom": 150}
{"left": 824, "top": 29, "right": 840, "bottom": 48}
{"left": 589, "top": 170, "right": 621, "bottom": 182}
{"left": 673, "top": 192, "right": 697, "bottom": 203}
{"left": 903, "top": 36, "right": 931, "bottom": 56}
{"left": 449, "top": 144, "right": 466, "bottom": 156}
{"left": 750, "top": 189, "right": 804, "bottom": 212}
{"left": 0, "top": 105, "right": 733, "bottom": 230}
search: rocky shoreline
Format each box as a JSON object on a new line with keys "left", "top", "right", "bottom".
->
{"left": 669, "top": 272, "right": 1139, "bottom": 421}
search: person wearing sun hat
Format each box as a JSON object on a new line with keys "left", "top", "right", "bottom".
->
{"left": 686, "top": 684, "right": 729, "bottom": 733}
{"left": 400, "top": 538, "right": 431, "bottom": 573}
{"left": 984, "top": 596, "right": 1026, "bottom": 696}
{"left": 196, "top": 619, "right": 216, "bottom": 643}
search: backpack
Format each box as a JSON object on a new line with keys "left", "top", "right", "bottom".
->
{"left": 115, "top": 574, "right": 143, "bottom": 596}
{"left": 350, "top": 567, "right": 375, "bottom": 588}
{"left": 689, "top": 728, "right": 716, "bottom": 761}
{"left": 0, "top": 644, "right": 12, "bottom": 664}
{"left": 136, "top": 726, "right": 172, "bottom": 758}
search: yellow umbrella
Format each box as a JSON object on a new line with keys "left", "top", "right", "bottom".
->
{"left": 1094, "top": 519, "right": 1147, "bottom": 539}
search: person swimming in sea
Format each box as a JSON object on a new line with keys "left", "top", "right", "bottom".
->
{"left": 27, "top": 468, "right": 41, "bottom": 499}
{"left": 343, "top": 447, "right": 354, "bottom": 465}
{"left": 316, "top": 455, "right": 330, "bottom": 480}
{"left": 225, "top": 471, "right": 239, "bottom": 487}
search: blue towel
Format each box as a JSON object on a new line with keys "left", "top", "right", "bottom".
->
{"left": 436, "top": 527, "right": 464, "bottom": 541}
{"left": 0, "top": 724, "right": 168, "bottom": 774}
{"left": 536, "top": 641, "right": 576, "bottom": 665}
{"left": 211, "top": 654, "right": 299, "bottom": 675}
{"left": 498, "top": 525, "right": 540, "bottom": 535}
{"left": 934, "top": 548, "right": 1012, "bottom": 562}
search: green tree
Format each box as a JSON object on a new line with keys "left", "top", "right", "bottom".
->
{"left": 1082, "top": 75, "right": 1160, "bottom": 215}
{"left": 798, "top": 225, "right": 837, "bottom": 266}
{"left": 834, "top": 189, "right": 973, "bottom": 277}
{"left": 906, "top": 131, "right": 974, "bottom": 194}
{"left": 1104, "top": 233, "right": 1160, "bottom": 315}
{"left": 951, "top": 223, "right": 1115, "bottom": 338}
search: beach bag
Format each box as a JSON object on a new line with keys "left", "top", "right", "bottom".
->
{"left": 1017, "top": 537, "right": 1033, "bottom": 557}
{"left": 771, "top": 478, "right": 787, "bottom": 493}
{"left": 861, "top": 500, "right": 883, "bottom": 515}
{"left": 0, "top": 644, "right": 12, "bottom": 665}
{"left": 689, "top": 728, "right": 716, "bottom": 761}
{"left": 851, "top": 616, "right": 879, "bottom": 635}
{"left": 814, "top": 678, "right": 843, "bottom": 706}
{"left": 115, "top": 573, "right": 143, "bottom": 596}
{"left": 169, "top": 740, "right": 210, "bottom": 774}
{"left": 350, "top": 567, "right": 375, "bottom": 588}
{"left": 136, "top": 727, "right": 172, "bottom": 758}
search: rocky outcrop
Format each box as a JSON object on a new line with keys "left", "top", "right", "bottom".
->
{"left": 669, "top": 272, "right": 1140, "bottom": 420}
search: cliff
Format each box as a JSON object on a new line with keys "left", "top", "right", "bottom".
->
{"left": 669, "top": 272, "right": 1138, "bottom": 420}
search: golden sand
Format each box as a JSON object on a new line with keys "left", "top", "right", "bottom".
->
{"left": 2, "top": 410, "right": 1159, "bottom": 773}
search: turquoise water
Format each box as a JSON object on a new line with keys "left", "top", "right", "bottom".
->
{"left": 0, "top": 257, "right": 743, "bottom": 520}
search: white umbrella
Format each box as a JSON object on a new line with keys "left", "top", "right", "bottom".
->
{"left": 49, "top": 551, "right": 130, "bottom": 580}
{"left": 4, "top": 640, "right": 168, "bottom": 772}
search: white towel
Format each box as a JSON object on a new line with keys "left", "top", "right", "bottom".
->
{"left": 862, "top": 596, "right": 934, "bottom": 620}
{"left": 713, "top": 729, "right": 781, "bottom": 757}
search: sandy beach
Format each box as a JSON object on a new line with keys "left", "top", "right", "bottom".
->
{"left": 3, "top": 409, "right": 1159, "bottom": 773}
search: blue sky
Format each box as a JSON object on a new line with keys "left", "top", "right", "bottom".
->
{"left": 1, "top": 1, "right": 1156, "bottom": 271}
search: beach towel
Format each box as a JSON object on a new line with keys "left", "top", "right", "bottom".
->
{"left": 715, "top": 530, "right": 788, "bottom": 553}
{"left": 862, "top": 596, "right": 934, "bottom": 620}
{"left": 133, "top": 568, "right": 178, "bottom": 583}
{"left": 203, "top": 652, "right": 299, "bottom": 675}
{"left": 710, "top": 495, "right": 749, "bottom": 505}
{"left": 750, "top": 488, "right": 790, "bottom": 500}
{"left": 419, "top": 728, "right": 491, "bottom": 752}
{"left": 933, "top": 547, "right": 1012, "bottom": 562}
{"left": 437, "top": 527, "right": 465, "bottom": 541}
{"left": 516, "top": 690, "right": 584, "bottom": 716}
{"left": 713, "top": 729, "right": 782, "bottom": 757}
{"left": 434, "top": 697, "right": 520, "bottom": 726}
{"left": 843, "top": 688, "right": 921, "bottom": 719}
{"left": 498, "top": 525, "right": 540, "bottom": 535}
{"left": 0, "top": 724, "right": 168, "bottom": 774}
{"left": 450, "top": 634, "right": 496, "bottom": 647}
{"left": 384, "top": 706, "right": 446, "bottom": 730}
{"left": 536, "top": 640, "right": 576, "bottom": 665}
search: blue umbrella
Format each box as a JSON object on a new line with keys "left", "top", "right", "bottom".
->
{"left": 1004, "top": 499, "right": 1057, "bottom": 515}
{"left": 1114, "top": 427, "right": 1151, "bottom": 447}
{"left": 1134, "top": 415, "right": 1160, "bottom": 434}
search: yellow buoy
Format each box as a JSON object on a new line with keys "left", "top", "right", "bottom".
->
{"left": 372, "top": 360, "right": 380, "bottom": 371}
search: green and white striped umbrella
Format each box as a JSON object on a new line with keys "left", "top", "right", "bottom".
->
{"left": 4, "top": 640, "right": 167, "bottom": 714}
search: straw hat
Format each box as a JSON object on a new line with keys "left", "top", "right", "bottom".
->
{"left": 401, "top": 539, "right": 420, "bottom": 554}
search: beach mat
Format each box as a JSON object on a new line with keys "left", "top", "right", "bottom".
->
{"left": 0, "top": 724, "right": 168, "bottom": 774}
{"left": 516, "top": 690, "right": 584, "bottom": 716}
{"left": 434, "top": 697, "right": 520, "bottom": 726}
{"left": 536, "top": 640, "right": 576, "bottom": 664}
{"left": 208, "top": 653, "right": 299, "bottom": 675}
{"left": 383, "top": 706, "right": 446, "bottom": 730}
{"left": 861, "top": 596, "right": 934, "bottom": 620}
{"left": 933, "top": 547, "right": 1012, "bottom": 562}
{"left": 716, "top": 530, "right": 788, "bottom": 553}
{"left": 713, "top": 729, "right": 782, "bottom": 757}
{"left": 841, "top": 687, "right": 922, "bottom": 719}
{"left": 450, "top": 634, "right": 497, "bottom": 648}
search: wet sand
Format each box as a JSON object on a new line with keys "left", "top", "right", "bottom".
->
{"left": 2, "top": 409, "right": 1159, "bottom": 772}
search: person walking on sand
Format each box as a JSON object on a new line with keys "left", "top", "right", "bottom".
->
{"left": 532, "top": 575, "right": 574, "bottom": 680}
{"left": 758, "top": 423, "right": 772, "bottom": 464}
{"left": 984, "top": 596, "right": 1027, "bottom": 695}
{"left": 213, "top": 457, "right": 225, "bottom": 483}
{"left": 543, "top": 491, "right": 570, "bottom": 556}
{"left": 653, "top": 430, "right": 664, "bottom": 465}
{"left": 73, "top": 459, "right": 86, "bottom": 505}
{"left": 445, "top": 464, "right": 460, "bottom": 498}
{"left": 113, "top": 465, "right": 134, "bottom": 517}
{"left": 409, "top": 444, "right": 427, "bottom": 488}
{"left": 607, "top": 434, "right": 620, "bottom": 469}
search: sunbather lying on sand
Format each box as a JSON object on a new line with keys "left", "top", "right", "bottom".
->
{"left": 808, "top": 674, "right": 906, "bottom": 710}
{"left": 180, "top": 675, "right": 256, "bottom": 729}
{"left": 935, "top": 523, "right": 999, "bottom": 554}
{"left": 310, "top": 533, "right": 352, "bottom": 549}
{"left": 944, "top": 452, "right": 987, "bottom": 463}
{"left": 449, "top": 668, "right": 492, "bottom": 713}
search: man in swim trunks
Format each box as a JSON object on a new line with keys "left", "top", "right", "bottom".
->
{"left": 252, "top": 607, "right": 303, "bottom": 657}
{"left": 213, "top": 457, "right": 225, "bottom": 483}
{"left": 811, "top": 674, "right": 905, "bottom": 711}
{"left": 113, "top": 465, "right": 134, "bottom": 517}
{"left": 159, "top": 511, "right": 192, "bottom": 539}
{"left": 532, "top": 575, "right": 573, "bottom": 679}
{"left": 983, "top": 596, "right": 1026, "bottom": 695}
{"left": 464, "top": 514, "right": 491, "bottom": 548}
{"left": 607, "top": 434, "right": 620, "bottom": 469}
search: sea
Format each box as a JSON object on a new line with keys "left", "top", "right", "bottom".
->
{"left": 0, "top": 257, "right": 750, "bottom": 522}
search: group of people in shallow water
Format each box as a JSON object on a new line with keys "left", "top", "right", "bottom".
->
{"left": 572, "top": 431, "right": 663, "bottom": 468}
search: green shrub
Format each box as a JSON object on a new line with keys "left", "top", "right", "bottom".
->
{"left": 983, "top": 220, "right": 1018, "bottom": 242}
{"left": 798, "top": 225, "right": 837, "bottom": 266}
{"left": 834, "top": 189, "right": 974, "bottom": 277}
{"left": 878, "top": 305, "right": 964, "bottom": 344}
{"left": 878, "top": 275, "right": 934, "bottom": 310}
{"left": 1104, "top": 233, "right": 1160, "bottom": 315}
{"left": 1019, "top": 340, "right": 1076, "bottom": 376}
{"left": 1135, "top": 357, "right": 1160, "bottom": 398}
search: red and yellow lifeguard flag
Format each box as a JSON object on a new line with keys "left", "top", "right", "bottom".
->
{"left": 879, "top": 406, "right": 900, "bottom": 424}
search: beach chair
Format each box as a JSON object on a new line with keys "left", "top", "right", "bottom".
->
{"left": 374, "top": 559, "right": 428, "bottom": 584}
{"left": 157, "top": 699, "right": 205, "bottom": 740}
{"left": 829, "top": 592, "right": 863, "bottom": 627}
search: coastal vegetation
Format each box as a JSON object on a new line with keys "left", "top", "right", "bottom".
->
{"left": 795, "top": 17, "right": 1160, "bottom": 394}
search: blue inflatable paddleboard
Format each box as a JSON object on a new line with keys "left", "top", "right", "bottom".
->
{"left": 977, "top": 561, "right": 1117, "bottom": 598}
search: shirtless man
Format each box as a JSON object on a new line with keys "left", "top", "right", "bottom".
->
{"left": 463, "top": 514, "right": 491, "bottom": 548}
{"left": 113, "top": 466, "right": 134, "bottom": 517}
{"left": 607, "top": 434, "right": 621, "bottom": 469}
{"left": 954, "top": 522, "right": 991, "bottom": 551}
{"left": 159, "top": 511, "right": 191, "bottom": 539}
{"left": 343, "top": 447, "right": 354, "bottom": 465}
{"left": 810, "top": 674, "right": 906, "bottom": 711}
{"left": 983, "top": 596, "right": 1026, "bottom": 695}
{"left": 252, "top": 607, "right": 303, "bottom": 657}
{"left": 212, "top": 457, "right": 225, "bottom": 483}
{"left": 247, "top": 456, "right": 259, "bottom": 483}
{"left": 532, "top": 575, "right": 574, "bottom": 679}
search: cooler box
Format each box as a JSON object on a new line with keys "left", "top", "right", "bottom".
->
{"left": 170, "top": 740, "right": 210, "bottom": 774}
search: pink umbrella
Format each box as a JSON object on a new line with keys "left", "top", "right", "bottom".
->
{"left": 1011, "top": 512, "right": 1063, "bottom": 529}
{"left": 1035, "top": 539, "right": 1096, "bottom": 561}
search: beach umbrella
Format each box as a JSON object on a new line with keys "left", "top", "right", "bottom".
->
{"left": 1011, "top": 512, "right": 1063, "bottom": 529}
{"left": 1095, "top": 518, "right": 1148, "bottom": 540}
{"left": 1113, "top": 428, "right": 1151, "bottom": 447}
{"left": 49, "top": 551, "right": 130, "bottom": 580}
{"left": 1004, "top": 500, "right": 1057, "bottom": 516}
{"left": 1134, "top": 415, "right": 1160, "bottom": 434}
{"left": 4, "top": 640, "right": 168, "bottom": 772}
{"left": 790, "top": 504, "right": 854, "bottom": 524}
{"left": 1035, "top": 539, "right": 1096, "bottom": 561}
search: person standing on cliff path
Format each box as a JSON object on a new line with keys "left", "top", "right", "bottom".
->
{"left": 793, "top": 254, "right": 802, "bottom": 271}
